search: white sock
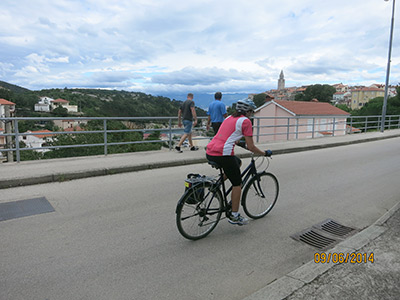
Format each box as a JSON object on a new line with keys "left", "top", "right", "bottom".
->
{"left": 232, "top": 212, "right": 239, "bottom": 217}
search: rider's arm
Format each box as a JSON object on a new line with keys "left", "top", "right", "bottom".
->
{"left": 244, "top": 136, "right": 267, "bottom": 156}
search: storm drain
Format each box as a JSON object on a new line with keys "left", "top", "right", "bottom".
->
{"left": 291, "top": 219, "right": 358, "bottom": 250}
{"left": 0, "top": 197, "right": 55, "bottom": 222}
{"left": 314, "top": 219, "right": 357, "bottom": 237}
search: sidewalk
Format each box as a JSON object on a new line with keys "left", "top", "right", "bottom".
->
{"left": 243, "top": 201, "right": 400, "bottom": 300}
{"left": 1, "top": 130, "right": 399, "bottom": 189}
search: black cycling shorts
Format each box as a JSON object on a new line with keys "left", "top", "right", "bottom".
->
{"left": 206, "top": 154, "right": 242, "bottom": 186}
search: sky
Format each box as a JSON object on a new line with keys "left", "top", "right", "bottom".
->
{"left": 1, "top": 0, "right": 399, "bottom": 100}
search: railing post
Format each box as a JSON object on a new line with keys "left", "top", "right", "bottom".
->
{"left": 169, "top": 118, "right": 172, "bottom": 150}
{"left": 365, "top": 116, "right": 368, "bottom": 132}
{"left": 295, "top": 118, "right": 299, "bottom": 140}
{"left": 312, "top": 117, "right": 315, "bottom": 138}
{"left": 14, "top": 120, "right": 20, "bottom": 163}
{"left": 256, "top": 117, "right": 260, "bottom": 143}
{"left": 388, "top": 115, "right": 392, "bottom": 130}
{"left": 286, "top": 118, "right": 290, "bottom": 140}
{"left": 332, "top": 117, "right": 336, "bottom": 136}
{"left": 4, "top": 106, "right": 13, "bottom": 162}
{"left": 349, "top": 116, "right": 353, "bottom": 134}
{"left": 103, "top": 119, "right": 108, "bottom": 155}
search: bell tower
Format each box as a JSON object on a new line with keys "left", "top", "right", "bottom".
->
{"left": 278, "top": 70, "right": 285, "bottom": 90}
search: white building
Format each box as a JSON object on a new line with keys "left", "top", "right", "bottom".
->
{"left": 53, "top": 119, "right": 87, "bottom": 130}
{"left": 19, "top": 130, "right": 53, "bottom": 152}
{"left": 34, "top": 97, "right": 54, "bottom": 112}
{"left": 52, "top": 98, "right": 78, "bottom": 113}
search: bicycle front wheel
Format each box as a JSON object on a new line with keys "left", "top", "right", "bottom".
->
{"left": 242, "top": 172, "right": 279, "bottom": 219}
{"left": 176, "top": 182, "right": 223, "bottom": 240}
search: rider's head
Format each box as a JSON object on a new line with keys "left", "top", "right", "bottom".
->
{"left": 234, "top": 98, "right": 256, "bottom": 117}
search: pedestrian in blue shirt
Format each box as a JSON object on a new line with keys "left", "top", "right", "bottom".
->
{"left": 207, "top": 92, "right": 228, "bottom": 134}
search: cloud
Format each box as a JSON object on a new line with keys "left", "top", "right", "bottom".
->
{"left": 38, "top": 17, "right": 57, "bottom": 28}
{"left": 90, "top": 71, "right": 143, "bottom": 83}
{"left": 151, "top": 67, "right": 258, "bottom": 86}
{"left": 0, "top": 0, "right": 398, "bottom": 94}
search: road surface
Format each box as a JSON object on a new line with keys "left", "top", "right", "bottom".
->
{"left": 1, "top": 137, "right": 399, "bottom": 300}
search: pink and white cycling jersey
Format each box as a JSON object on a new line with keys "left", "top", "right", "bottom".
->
{"left": 206, "top": 115, "right": 253, "bottom": 156}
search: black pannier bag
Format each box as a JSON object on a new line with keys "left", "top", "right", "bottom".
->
{"left": 184, "top": 174, "right": 208, "bottom": 204}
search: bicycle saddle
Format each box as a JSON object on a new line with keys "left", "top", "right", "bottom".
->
{"left": 208, "top": 161, "right": 221, "bottom": 169}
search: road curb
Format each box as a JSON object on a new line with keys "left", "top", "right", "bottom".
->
{"left": 1, "top": 132, "right": 399, "bottom": 190}
{"left": 241, "top": 200, "right": 400, "bottom": 300}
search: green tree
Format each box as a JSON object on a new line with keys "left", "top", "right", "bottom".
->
{"left": 52, "top": 106, "right": 68, "bottom": 117}
{"left": 0, "top": 88, "right": 13, "bottom": 100}
{"left": 336, "top": 104, "right": 351, "bottom": 113}
{"left": 16, "top": 141, "right": 44, "bottom": 161}
{"left": 295, "top": 84, "right": 336, "bottom": 102}
{"left": 253, "top": 93, "right": 268, "bottom": 108}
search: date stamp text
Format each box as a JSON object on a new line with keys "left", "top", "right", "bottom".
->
{"left": 314, "top": 252, "right": 374, "bottom": 264}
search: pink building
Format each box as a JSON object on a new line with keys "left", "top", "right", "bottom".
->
{"left": 254, "top": 100, "right": 350, "bottom": 142}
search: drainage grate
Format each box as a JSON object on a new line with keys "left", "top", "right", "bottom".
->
{"left": 292, "top": 229, "right": 339, "bottom": 249}
{"left": 314, "top": 219, "right": 357, "bottom": 237}
{"left": 291, "top": 219, "right": 358, "bottom": 250}
{"left": 0, "top": 197, "right": 55, "bottom": 222}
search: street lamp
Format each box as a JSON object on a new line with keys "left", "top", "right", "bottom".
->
{"left": 381, "top": 0, "right": 396, "bottom": 132}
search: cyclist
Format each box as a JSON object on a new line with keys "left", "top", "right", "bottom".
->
{"left": 206, "top": 98, "right": 270, "bottom": 225}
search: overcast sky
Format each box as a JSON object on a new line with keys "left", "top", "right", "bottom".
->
{"left": 0, "top": 0, "right": 399, "bottom": 96}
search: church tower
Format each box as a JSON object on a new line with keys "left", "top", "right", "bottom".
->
{"left": 278, "top": 70, "right": 285, "bottom": 90}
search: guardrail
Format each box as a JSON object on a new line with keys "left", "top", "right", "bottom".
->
{"left": 252, "top": 115, "right": 400, "bottom": 142}
{"left": 0, "top": 116, "right": 211, "bottom": 163}
{"left": 1, "top": 115, "right": 400, "bottom": 163}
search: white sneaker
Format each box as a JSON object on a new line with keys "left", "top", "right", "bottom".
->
{"left": 228, "top": 214, "right": 249, "bottom": 226}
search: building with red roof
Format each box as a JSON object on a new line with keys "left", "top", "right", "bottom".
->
{"left": 254, "top": 100, "right": 350, "bottom": 141}
{"left": 19, "top": 130, "right": 54, "bottom": 152}
{"left": 0, "top": 98, "right": 16, "bottom": 118}
{"left": 51, "top": 98, "right": 78, "bottom": 113}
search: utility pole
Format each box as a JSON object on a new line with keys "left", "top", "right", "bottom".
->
{"left": 381, "top": 0, "right": 396, "bottom": 132}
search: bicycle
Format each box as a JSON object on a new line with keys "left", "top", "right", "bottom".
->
{"left": 175, "top": 151, "right": 279, "bottom": 240}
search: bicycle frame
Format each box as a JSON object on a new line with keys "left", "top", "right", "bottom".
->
{"left": 211, "top": 155, "right": 265, "bottom": 216}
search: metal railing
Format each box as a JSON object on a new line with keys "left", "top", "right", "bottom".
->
{"left": 1, "top": 115, "right": 400, "bottom": 163}
{"left": 0, "top": 116, "right": 211, "bottom": 163}
{"left": 253, "top": 115, "right": 400, "bottom": 142}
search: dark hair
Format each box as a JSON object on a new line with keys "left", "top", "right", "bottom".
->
{"left": 214, "top": 92, "right": 222, "bottom": 100}
{"left": 232, "top": 111, "right": 246, "bottom": 117}
{"left": 187, "top": 93, "right": 194, "bottom": 98}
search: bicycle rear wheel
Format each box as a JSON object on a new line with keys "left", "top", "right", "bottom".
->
{"left": 242, "top": 172, "right": 279, "bottom": 219}
{"left": 176, "top": 182, "right": 223, "bottom": 240}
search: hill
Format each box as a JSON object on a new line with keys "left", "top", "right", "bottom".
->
{"left": 0, "top": 82, "right": 207, "bottom": 117}
{"left": 0, "top": 80, "right": 31, "bottom": 94}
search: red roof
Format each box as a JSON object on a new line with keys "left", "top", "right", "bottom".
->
{"left": 261, "top": 100, "right": 350, "bottom": 116}
{"left": 64, "top": 126, "right": 83, "bottom": 132}
{"left": 53, "top": 98, "right": 69, "bottom": 103}
{"left": 0, "top": 98, "right": 16, "bottom": 105}
{"left": 26, "top": 130, "right": 54, "bottom": 138}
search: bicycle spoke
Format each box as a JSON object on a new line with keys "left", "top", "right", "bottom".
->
{"left": 242, "top": 173, "right": 279, "bottom": 219}
{"left": 176, "top": 182, "right": 223, "bottom": 240}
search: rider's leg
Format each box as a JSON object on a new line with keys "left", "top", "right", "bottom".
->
{"left": 231, "top": 185, "right": 241, "bottom": 212}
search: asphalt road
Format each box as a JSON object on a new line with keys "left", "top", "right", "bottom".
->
{"left": 1, "top": 137, "right": 399, "bottom": 300}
